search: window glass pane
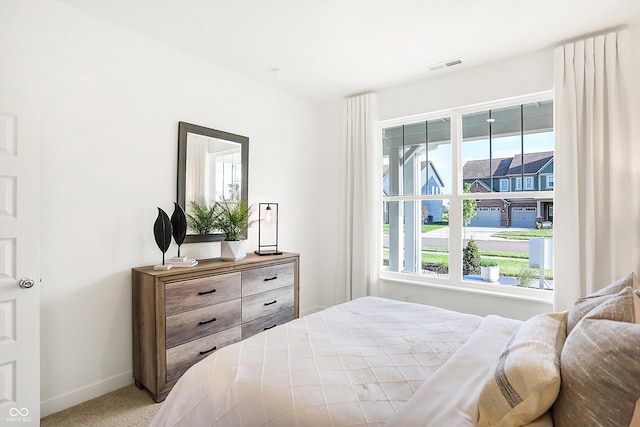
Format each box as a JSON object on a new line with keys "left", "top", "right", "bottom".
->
{"left": 383, "top": 200, "right": 404, "bottom": 272}
{"left": 402, "top": 122, "right": 426, "bottom": 196}
{"left": 461, "top": 197, "right": 553, "bottom": 289}
{"left": 462, "top": 111, "right": 492, "bottom": 190}
{"left": 383, "top": 200, "right": 449, "bottom": 277}
{"left": 383, "top": 119, "right": 451, "bottom": 197}
{"left": 462, "top": 102, "right": 554, "bottom": 193}
{"left": 426, "top": 118, "right": 451, "bottom": 196}
{"left": 382, "top": 125, "right": 403, "bottom": 197}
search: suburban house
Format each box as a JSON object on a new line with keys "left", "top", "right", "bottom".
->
{"left": 383, "top": 161, "right": 445, "bottom": 223}
{"left": 463, "top": 151, "right": 554, "bottom": 227}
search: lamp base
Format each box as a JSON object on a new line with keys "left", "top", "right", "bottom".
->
{"left": 254, "top": 250, "right": 283, "bottom": 256}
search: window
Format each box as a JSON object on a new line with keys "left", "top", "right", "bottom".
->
{"left": 525, "top": 176, "right": 534, "bottom": 190}
{"left": 381, "top": 94, "right": 554, "bottom": 293}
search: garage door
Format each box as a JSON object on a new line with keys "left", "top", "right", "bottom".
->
{"left": 469, "top": 207, "right": 501, "bottom": 227}
{"left": 511, "top": 207, "right": 536, "bottom": 228}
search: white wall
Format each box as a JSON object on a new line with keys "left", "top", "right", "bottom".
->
{"left": 1, "top": 0, "right": 323, "bottom": 416}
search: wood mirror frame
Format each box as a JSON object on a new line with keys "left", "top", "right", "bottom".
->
{"left": 177, "top": 122, "right": 249, "bottom": 243}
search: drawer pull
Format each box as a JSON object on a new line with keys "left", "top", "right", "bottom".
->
{"left": 198, "top": 317, "right": 217, "bottom": 325}
{"left": 198, "top": 288, "right": 217, "bottom": 295}
{"left": 264, "top": 276, "right": 278, "bottom": 282}
{"left": 264, "top": 300, "right": 277, "bottom": 306}
{"left": 264, "top": 324, "right": 277, "bottom": 331}
{"left": 199, "top": 346, "right": 217, "bottom": 355}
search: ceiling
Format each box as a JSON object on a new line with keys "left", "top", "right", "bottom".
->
{"left": 60, "top": 0, "right": 640, "bottom": 104}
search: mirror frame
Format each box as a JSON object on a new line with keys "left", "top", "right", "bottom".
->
{"left": 177, "top": 121, "right": 249, "bottom": 243}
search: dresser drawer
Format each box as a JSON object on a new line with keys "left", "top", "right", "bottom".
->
{"left": 166, "top": 299, "right": 241, "bottom": 348}
{"left": 242, "top": 262, "right": 295, "bottom": 297}
{"left": 242, "top": 285, "right": 294, "bottom": 323}
{"left": 165, "top": 272, "right": 241, "bottom": 317}
{"left": 242, "top": 308, "right": 294, "bottom": 340}
{"left": 166, "top": 325, "right": 241, "bottom": 381}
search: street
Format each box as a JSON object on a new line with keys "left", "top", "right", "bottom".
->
{"left": 427, "top": 226, "right": 530, "bottom": 252}
{"left": 385, "top": 226, "right": 532, "bottom": 253}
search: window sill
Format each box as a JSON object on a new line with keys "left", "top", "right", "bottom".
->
{"left": 380, "top": 271, "right": 554, "bottom": 305}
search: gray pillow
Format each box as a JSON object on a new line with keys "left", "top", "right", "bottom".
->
{"left": 566, "top": 272, "right": 636, "bottom": 333}
{"left": 552, "top": 286, "right": 640, "bottom": 427}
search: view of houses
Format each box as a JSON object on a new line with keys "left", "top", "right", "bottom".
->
{"left": 463, "top": 151, "right": 554, "bottom": 228}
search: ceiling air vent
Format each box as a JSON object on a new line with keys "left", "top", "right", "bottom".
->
{"left": 427, "top": 57, "right": 463, "bottom": 72}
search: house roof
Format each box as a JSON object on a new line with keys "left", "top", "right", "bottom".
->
{"left": 506, "top": 151, "right": 553, "bottom": 175}
{"left": 420, "top": 161, "right": 445, "bottom": 188}
{"left": 463, "top": 151, "right": 553, "bottom": 180}
{"left": 383, "top": 160, "right": 444, "bottom": 187}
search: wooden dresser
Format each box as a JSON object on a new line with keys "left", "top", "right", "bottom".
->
{"left": 132, "top": 252, "right": 299, "bottom": 402}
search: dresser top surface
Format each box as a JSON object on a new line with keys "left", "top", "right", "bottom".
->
{"left": 133, "top": 252, "right": 299, "bottom": 277}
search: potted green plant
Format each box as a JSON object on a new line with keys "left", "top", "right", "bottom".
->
{"left": 480, "top": 259, "right": 500, "bottom": 282}
{"left": 214, "top": 198, "right": 256, "bottom": 261}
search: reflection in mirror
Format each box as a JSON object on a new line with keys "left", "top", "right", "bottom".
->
{"left": 177, "top": 122, "right": 248, "bottom": 243}
{"left": 186, "top": 134, "right": 242, "bottom": 204}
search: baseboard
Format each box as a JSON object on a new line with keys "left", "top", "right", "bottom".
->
{"left": 40, "top": 370, "right": 133, "bottom": 418}
{"left": 300, "top": 305, "right": 325, "bottom": 317}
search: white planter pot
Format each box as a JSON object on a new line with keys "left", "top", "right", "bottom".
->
{"left": 220, "top": 240, "right": 246, "bottom": 261}
{"left": 481, "top": 266, "right": 499, "bottom": 282}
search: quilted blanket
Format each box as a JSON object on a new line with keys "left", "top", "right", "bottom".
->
{"left": 151, "top": 297, "right": 485, "bottom": 426}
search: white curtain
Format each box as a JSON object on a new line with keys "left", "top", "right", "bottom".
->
{"left": 553, "top": 29, "right": 640, "bottom": 310}
{"left": 340, "top": 93, "right": 380, "bottom": 301}
{"left": 186, "top": 136, "right": 209, "bottom": 211}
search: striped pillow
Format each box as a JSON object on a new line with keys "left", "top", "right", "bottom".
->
{"left": 477, "top": 312, "right": 567, "bottom": 427}
{"left": 552, "top": 287, "right": 640, "bottom": 427}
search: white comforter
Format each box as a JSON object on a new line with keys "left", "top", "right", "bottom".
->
{"left": 151, "top": 297, "right": 520, "bottom": 427}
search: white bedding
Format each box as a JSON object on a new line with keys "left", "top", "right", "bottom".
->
{"left": 151, "top": 297, "right": 518, "bottom": 427}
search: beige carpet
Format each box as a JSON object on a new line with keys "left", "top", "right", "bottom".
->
{"left": 41, "top": 384, "right": 161, "bottom": 427}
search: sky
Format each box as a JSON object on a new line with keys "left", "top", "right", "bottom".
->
{"left": 421, "top": 131, "right": 554, "bottom": 192}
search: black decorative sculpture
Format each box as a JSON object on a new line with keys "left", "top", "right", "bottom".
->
{"left": 171, "top": 202, "right": 187, "bottom": 257}
{"left": 153, "top": 207, "right": 173, "bottom": 270}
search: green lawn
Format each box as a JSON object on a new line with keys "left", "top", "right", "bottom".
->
{"left": 383, "top": 248, "right": 553, "bottom": 280}
{"left": 491, "top": 229, "right": 553, "bottom": 240}
{"left": 382, "top": 224, "right": 554, "bottom": 280}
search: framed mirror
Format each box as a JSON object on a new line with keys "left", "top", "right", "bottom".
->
{"left": 177, "top": 122, "right": 249, "bottom": 243}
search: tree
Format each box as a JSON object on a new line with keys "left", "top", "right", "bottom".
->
{"left": 462, "top": 237, "right": 481, "bottom": 275}
{"left": 462, "top": 183, "right": 477, "bottom": 227}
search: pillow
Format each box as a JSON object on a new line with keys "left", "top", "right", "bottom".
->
{"left": 567, "top": 272, "right": 637, "bottom": 333}
{"left": 477, "top": 312, "right": 567, "bottom": 427}
{"left": 552, "top": 287, "right": 640, "bottom": 427}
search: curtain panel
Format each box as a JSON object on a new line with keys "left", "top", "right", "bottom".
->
{"left": 341, "top": 93, "right": 380, "bottom": 301}
{"left": 553, "top": 29, "right": 640, "bottom": 310}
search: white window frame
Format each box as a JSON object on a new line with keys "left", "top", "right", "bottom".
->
{"left": 515, "top": 177, "right": 522, "bottom": 190}
{"left": 500, "top": 179, "right": 510, "bottom": 192}
{"left": 546, "top": 174, "right": 554, "bottom": 189}
{"left": 379, "top": 91, "right": 554, "bottom": 303}
{"left": 525, "top": 176, "right": 534, "bottom": 190}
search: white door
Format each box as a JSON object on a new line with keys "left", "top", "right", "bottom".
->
{"left": 0, "top": 102, "right": 41, "bottom": 425}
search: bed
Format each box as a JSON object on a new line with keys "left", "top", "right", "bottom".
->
{"left": 150, "top": 273, "right": 640, "bottom": 427}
